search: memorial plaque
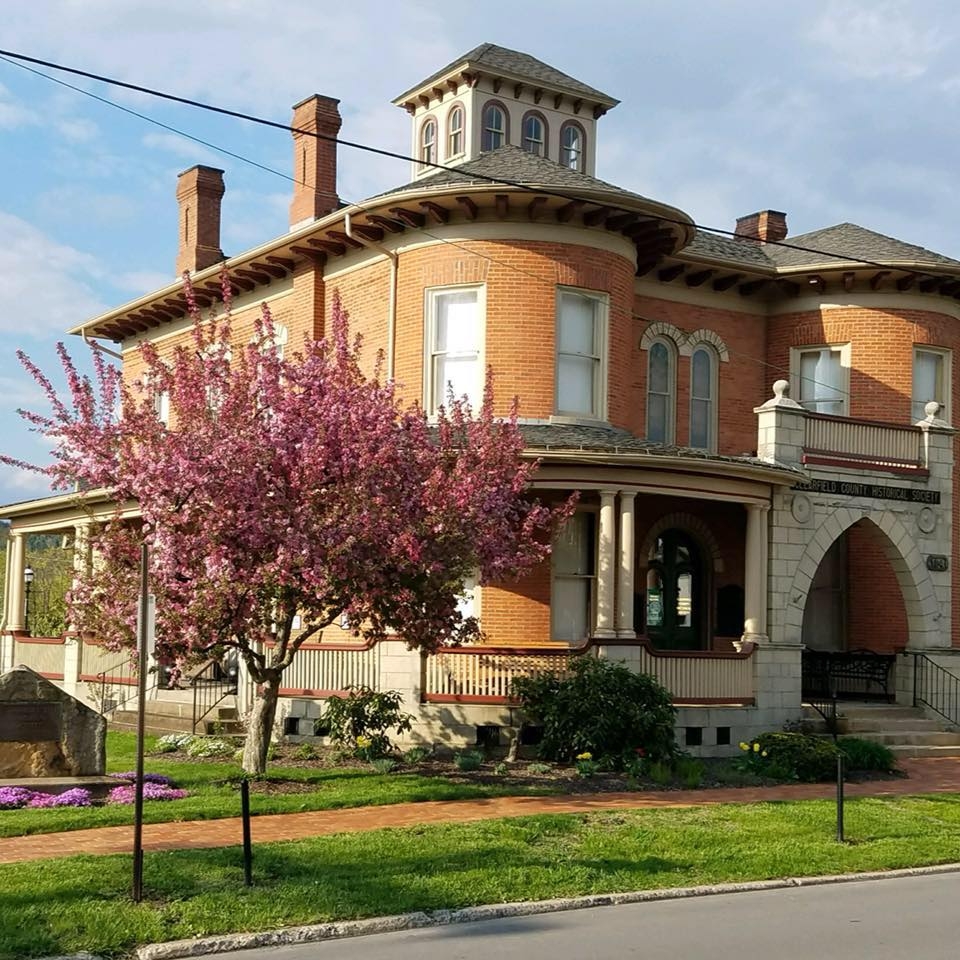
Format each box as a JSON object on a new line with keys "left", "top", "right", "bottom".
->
{"left": 0, "top": 702, "right": 63, "bottom": 742}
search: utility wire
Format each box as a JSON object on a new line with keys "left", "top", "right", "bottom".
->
{"left": 1, "top": 46, "right": 957, "bottom": 277}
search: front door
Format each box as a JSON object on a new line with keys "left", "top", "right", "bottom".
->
{"left": 645, "top": 530, "right": 705, "bottom": 650}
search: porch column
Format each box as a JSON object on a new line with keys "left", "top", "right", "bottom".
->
{"left": 616, "top": 490, "right": 636, "bottom": 638}
{"left": 595, "top": 489, "right": 617, "bottom": 638}
{"left": 6, "top": 532, "right": 26, "bottom": 633}
{"left": 743, "top": 502, "right": 770, "bottom": 643}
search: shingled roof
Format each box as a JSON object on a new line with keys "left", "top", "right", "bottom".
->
{"left": 762, "top": 222, "right": 960, "bottom": 270}
{"left": 381, "top": 144, "right": 660, "bottom": 207}
{"left": 682, "top": 231, "right": 776, "bottom": 269}
{"left": 394, "top": 43, "right": 618, "bottom": 106}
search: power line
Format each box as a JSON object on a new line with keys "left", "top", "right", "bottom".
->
{"left": 1, "top": 46, "right": 957, "bottom": 278}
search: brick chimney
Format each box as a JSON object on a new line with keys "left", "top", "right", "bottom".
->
{"left": 289, "top": 95, "right": 342, "bottom": 228}
{"left": 735, "top": 209, "right": 788, "bottom": 243}
{"left": 175, "top": 165, "right": 225, "bottom": 275}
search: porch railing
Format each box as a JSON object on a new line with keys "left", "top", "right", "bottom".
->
{"left": 423, "top": 640, "right": 755, "bottom": 705}
{"left": 270, "top": 640, "right": 381, "bottom": 696}
{"left": 93, "top": 654, "right": 155, "bottom": 715}
{"left": 803, "top": 413, "right": 924, "bottom": 473}
{"left": 911, "top": 653, "right": 960, "bottom": 727}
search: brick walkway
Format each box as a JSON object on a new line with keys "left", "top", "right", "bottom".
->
{"left": 3, "top": 757, "right": 960, "bottom": 865}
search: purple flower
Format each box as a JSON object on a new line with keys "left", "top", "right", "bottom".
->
{"left": 107, "top": 782, "right": 187, "bottom": 804}
{"left": 0, "top": 787, "right": 34, "bottom": 809}
{"left": 25, "top": 788, "right": 93, "bottom": 808}
{"left": 108, "top": 772, "right": 173, "bottom": 786}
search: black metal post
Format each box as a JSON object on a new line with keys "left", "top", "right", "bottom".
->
{"left": 132, "top": 543, "right": 149, "bottom": 903}
{"left": 913, "top": 652, "right": 920, "bottom": 707}
{"left": 836, "top": 751, "right": 845, "bottom": 843}
{"left": 241, "top": 778, "right": 253, "bottom": 886}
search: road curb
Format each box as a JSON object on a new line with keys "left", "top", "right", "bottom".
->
{"left": 133, "top": 861, "right": 960, "bottom": 959}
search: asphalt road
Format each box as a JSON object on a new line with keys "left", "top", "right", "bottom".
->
{"left": 214, "top": 872, "right": 960, "bottom": 960}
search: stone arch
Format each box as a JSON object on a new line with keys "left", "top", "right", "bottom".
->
{"left": 682, "top": 328, "right": 730, "bottom": 362}
{"left": 783, "top": 507, "right": 941, "bottom": 649}
{"left": 639, "top": 321, "right": 684, "bottom": 352}
{"left": 639, "top": 512, "right": 725, "bottom": 573}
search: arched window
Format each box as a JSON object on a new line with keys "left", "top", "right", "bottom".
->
{"left": 559, "top": 121, "right": 585, "bottom": 171}
{"left": 420, "top": 118, "right": 437, "bottom": 166}
{"left": 644, "top": 529, "right": 707, "bottom": 650}
{"left": 447, "top": 104, "right": 464, "bottom": 158}
{"left": 481, "top": 101, "right": 508, "bottom": 151}
{"left": 646, "top": 339, "right": 675, "bottom": 443}
{"left": 689, "top": 345, "right": 717, "bottom": 450}
{"left": 521, "top": 111, "right": 547, "bottom": 156}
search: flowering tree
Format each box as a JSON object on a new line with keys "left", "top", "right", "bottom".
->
{"left": 4, "top": 280, "right": 570, "bottom": 773}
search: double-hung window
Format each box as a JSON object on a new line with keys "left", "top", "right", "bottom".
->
{"left": 551, "top": 511, "right": 595, "bottom": 642}
{"left": 689, "top": 345, "right": 717, "bottom": 450}
{"left": 426, "top": 287, "right": 483, "bottom": 414}
{"left": 646, "top": 339, "right": 675, "bottom": 443}
{"left": 794, "top": 345, "right": 848, "bottom": 415}
{"left": 912, "top": 347, "right": 950, "bottom": 421}
{"left": 556, "top": 289, "right": 606, "bottom": 418}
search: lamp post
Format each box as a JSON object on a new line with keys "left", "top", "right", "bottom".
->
{"left": 23, "top": 566, "right": 34, "bottom": 634}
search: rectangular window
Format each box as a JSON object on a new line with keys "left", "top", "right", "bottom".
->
{"left": 793, "top": 345, "right": 848, "bottom": 415}
{"left": 912, "top": 347, "right": 950, "bottom": 422}
{"left": 426, "top": 287, "right": 482, "bottom": 415}
{"left": 556, "top": 289, "right": 606, "bottom": 418}
{"left": 551, "top": 512, "right": 595, "bottom": 642}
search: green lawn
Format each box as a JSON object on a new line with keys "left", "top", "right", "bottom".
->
{"left": 0, "top": 733, "right": 554, "bottom": 838}
{"left": 5, "top": 794, "right": 960, "bottom": 959}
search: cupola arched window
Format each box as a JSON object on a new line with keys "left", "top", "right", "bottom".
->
{"left": 447, "top": 104, "right": 464, "bottom": 158}
{"left": 559, "top": 121, "right": 585, "bottom": 171}
{"left": 481, "top": 102, "right": 508, "bottom": 151}
{"left": 521, "top": 111, "right": 547, "bottom": 156}
{"left": 420, "top": 118, "right": 437, "bottom": 167}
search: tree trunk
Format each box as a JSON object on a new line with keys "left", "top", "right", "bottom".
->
{"left": 242, "top": 673, "right": 280, "bottom": 775}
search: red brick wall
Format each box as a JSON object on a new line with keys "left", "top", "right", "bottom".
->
{"left": 846, "top": 520, "right": 909, "bottom": 653}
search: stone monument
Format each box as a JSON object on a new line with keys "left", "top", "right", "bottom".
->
{"left": 0, "top": 665, "right": 106, "bottom": 777}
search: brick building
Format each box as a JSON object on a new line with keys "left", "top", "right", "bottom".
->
{"left": 3, "top": 44, "right": 959, "bottom": 753}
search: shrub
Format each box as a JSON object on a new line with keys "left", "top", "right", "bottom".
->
{"left": 321, "top": 687, "right": 414, "bottom": 760}
{"left": 493, "top": 761, "right": 509, "bottom": 776}
{"left": 155, "top": 733, "right": 193, "bottom": 753}
{"left": 526, "top": 762, "right": 553, "bottom": 775}
{"left": 647, "top": 760, "right": 673, "bottom": 786}
{"left": 574, "top": 751, "right": 598, "bottom": 778}
{"left": 403, "top": 746, "right": 431, "bottom": 765}
{"left": 512, "top": 657, "right": 677, "bottom": 767}
{"left": 370, "top": 758, "right": 397, "bottom": 774}
{"left": 454, "top": 750, "right": 483, "bottom": 771}
{"left": 185, "top": 736, "right": 235, "bottom": 759}
{"left": 838, "top": 737, "right": 897, "bottom": 772}
{"left": 737, "top": 732, "right": 840, "bottom": 782}
{"left": 292, "top": 743, "right": 318, "bottom": 762}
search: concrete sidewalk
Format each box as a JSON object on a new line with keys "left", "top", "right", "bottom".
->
{"left": 4, "top": 756, "right": 960, "bottom": 865}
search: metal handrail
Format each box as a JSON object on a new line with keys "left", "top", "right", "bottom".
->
{"left": 94, "top": 654, "right": 156, "bottom": 715}
{"left": 191, "top": 660, "right": 239, "bottom": 734}
{"left": 912, "top": 652, "right": 960, "bottom": 727}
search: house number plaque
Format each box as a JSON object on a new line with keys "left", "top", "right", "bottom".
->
{"left": 926, "top": 555, "right": 949, "bottom": 572}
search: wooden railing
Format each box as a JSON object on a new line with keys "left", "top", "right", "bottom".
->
{"left": 803, "top": 413, "right": 924, "bottom": 473}
{"left": 13, "top": 635, "right": 66, "bottom": 680}
{"left": 423, "top": 639, "right": 755, "bottom": 705}
{"left": 269, "top": 640, "right": 381, "bottom": 696}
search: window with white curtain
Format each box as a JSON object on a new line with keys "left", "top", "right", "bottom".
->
{"left": 646, "top": 339, "right": 675, "bottom": 443}
{"left": 555, "top": 289, "right": 606, "bottom": 418}
{"left": 912, "top": 347, "right": 950, "bottom": 421}
{"left": 689, "top": 345, "right": 717, "bottom": 450}
{"left": 795, "top": 346, "right": 847, "bottom": 415}
{"left": 426, "top": 287, "right": 483, "bottom": 414}
{"left": 551, "top": 511, "right": 595, "bottom": 642}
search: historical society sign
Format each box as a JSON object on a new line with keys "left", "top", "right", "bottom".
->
{"left": 792, "top": 478, "right": 940, "bottom": 505}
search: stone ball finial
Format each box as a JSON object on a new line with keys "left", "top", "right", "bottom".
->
{"left": 772, "top": 379, "right": 789, "bottom": 399}
{"left": 925, "top": 401, "right": 942, "bottom": 419}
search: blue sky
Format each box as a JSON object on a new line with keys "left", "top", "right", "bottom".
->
{"left": 1, "top": 0, "right": 959, "bottom": 504}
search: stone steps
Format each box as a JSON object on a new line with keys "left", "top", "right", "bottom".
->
{"left": 108, "top": 699, "right": 239, "bottom": 737}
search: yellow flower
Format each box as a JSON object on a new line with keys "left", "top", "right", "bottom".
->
{"left": 761, "top": 750, "right": 769, "bottom": 758}
{"left": 753, "top": 742, "right": 761, "bottom": 753}
{"left": 739, "top": 742, "right": 749, "bottom": 751}
{"left": 356, "top": 735, "right": 372, "bottom": 748}
{"left": 576, "top": 752, "right": 592, "bottom": 761}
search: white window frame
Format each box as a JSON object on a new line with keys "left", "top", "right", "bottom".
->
{"left": 559, "top": 121, "right": 585, "bottom": 171}
{"left": 456, "top": 570, "right": 481, "bottom": 624}
{"left": 790, "top": 344, "right": 850, "bottom": 416}
{"left": 912, "top": 346, "right": 951, "bottom": 422}
{"left": 646, "top": 336, "right": 676, "bottom": 444}
{"left": 688, "top": 343, "right": 718, "bottom": 452}
{"left": 550, "top": 508, "right": 597, "bottom": 643}
{"left": 481, "top": 102, "right": 507, "bottom": 151}
{"left": 447, "top": 104, "right": 464, "bottom": 159}
{"left": 423, "top": 284, "right": 485, "bottom": 416}
{"left": 554, "top": 287, "right": 608, "bottom": 421}
{"left": 521, "top": 111, "right": 546, "bottom": 156}
{"left": 420, "top": 118, "right": 437, "bottom": 167}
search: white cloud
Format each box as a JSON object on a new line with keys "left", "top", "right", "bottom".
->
{"left": 113, "top": 269, "right": 172, "bottom": 292}
{"left": 807, "top": 1, "right": 946, "bottom": 79}
{"left": 56, "top": 118, "right": 99, "bottom": 143}
{"left": 0, "top": 211, "right": 106, "bottom": 336}
{"left": 0, "top": 82, "right": 32, "bottom": 129}
{"left": 142, "top": 132, "right": 221, "bottom": 165}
